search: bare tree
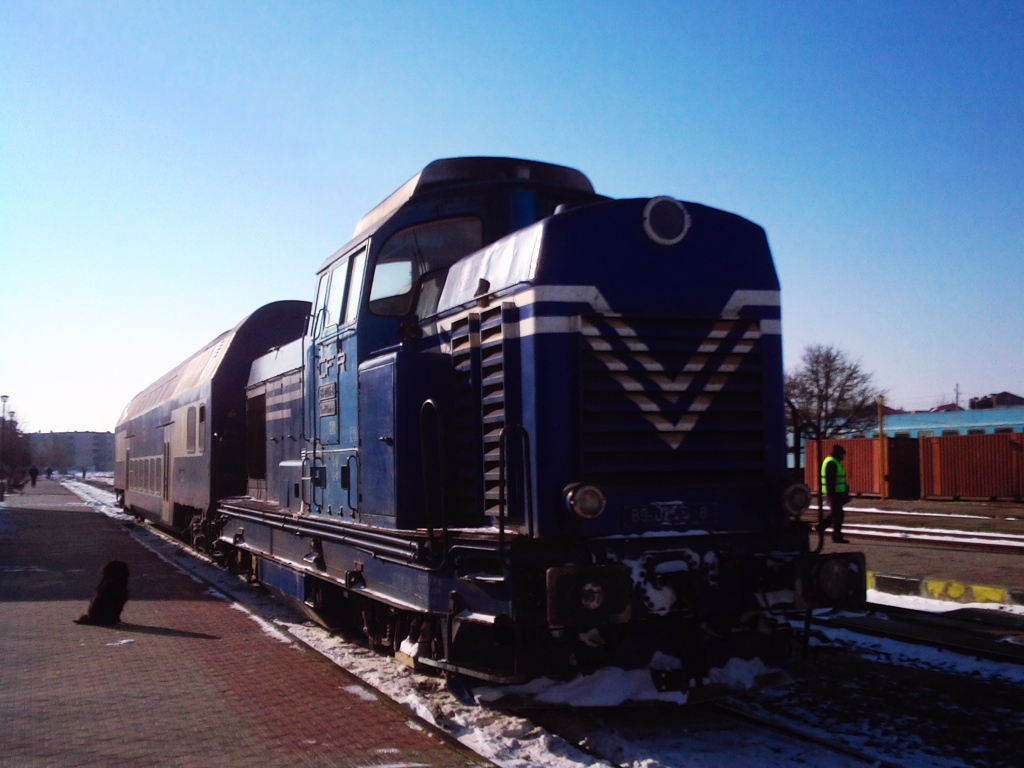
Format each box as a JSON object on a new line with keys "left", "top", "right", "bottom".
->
{"left": 785, "top": 345, "right": 881, "bottom": 468}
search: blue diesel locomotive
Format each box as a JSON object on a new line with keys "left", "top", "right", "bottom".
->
{"left": 115, "top": 157, "right": 864, "bottom": 693}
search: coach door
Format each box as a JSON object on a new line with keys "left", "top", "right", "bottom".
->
{"left": 309, "top": 245, "right": 366, "bottom": 517}
{"left": 161, "top": 431, "right": 172, "bottom": 525}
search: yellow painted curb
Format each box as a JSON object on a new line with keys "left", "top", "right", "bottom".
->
{"left": 869, "top": 571, "right": 1013, "bottom": 604}
{"left": 971, "top": 584, "right": 1009, "bottom": 603}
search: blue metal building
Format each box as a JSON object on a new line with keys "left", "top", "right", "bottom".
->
{"left": 865, "top": 407, "right": 1024, "bottom": 438}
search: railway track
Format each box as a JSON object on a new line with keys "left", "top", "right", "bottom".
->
{"left": 527, "top": 699, "right": 904, "bottom": 768}
{"left": 842, "top": 521, "right": 1024, "bottom": 554}
{"left": 811, "top": 601, "right": 1024, "bottom": 665}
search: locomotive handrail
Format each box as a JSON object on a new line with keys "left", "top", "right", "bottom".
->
{"left": 419, "top": 399, "right": 450, "bottom": 557}
{"left": 497, "top": 424, "right": 535, "bottom": 562}
{"left": 218, "top": 503, "right": 422, "bottom": 564}
{"left": 299, "top": 455, "right": 310, "bottom": 511}
{"left": 345, "top": 454, "right": 357, "bottom": 513}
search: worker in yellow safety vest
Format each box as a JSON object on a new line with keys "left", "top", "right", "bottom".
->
{"left": 819, "top": 444, "right": 850, "bottom": 543}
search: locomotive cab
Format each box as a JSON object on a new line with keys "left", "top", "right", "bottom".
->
{"left": 302, "top": 158, "right": 604, "bottom": 530}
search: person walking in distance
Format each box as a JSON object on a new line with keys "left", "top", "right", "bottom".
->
{"left": 29, "top": 465, "right": 39, "bottom": 487}
{"left": 820, "top": 444, "right": 850, "bottom": 543}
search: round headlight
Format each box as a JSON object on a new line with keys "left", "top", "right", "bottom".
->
{"left": 564, "top": 483, "right": 607, "bottom": 520}
{"left": 642, "top": 197, "right": 691, "bottom": 246}
{"left": 782, "top": 483, "right": 812, "bottom": 517}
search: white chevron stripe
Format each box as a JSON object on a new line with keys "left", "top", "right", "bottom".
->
{"left": 583, "top": 315, "right": 764, "bottom": 450}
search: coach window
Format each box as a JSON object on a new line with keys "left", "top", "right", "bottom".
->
{"left": 197, "top": 405, "right": 206, "bottom": 453}
{"left": 369, "top": 217, "right": 482, "bottom": 317}
{"left": 186, "top": 406, "right": 197, "bottom": 453}
{"left": 941, "top": 429, "right": 959, "bottom": 437}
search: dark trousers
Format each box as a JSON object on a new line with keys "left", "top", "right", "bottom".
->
{"left": 821, "top": 494, "right": 847, "bottom": 539}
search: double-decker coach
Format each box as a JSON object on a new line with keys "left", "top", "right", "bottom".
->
{"left": 114, "top": 301, "right": 309, "bottom": 549}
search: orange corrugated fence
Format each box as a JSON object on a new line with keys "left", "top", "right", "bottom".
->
{"left": 919, "top": 433, "right": 1024, "bottom": 501}
{"left": 803, "top": 434, "right": 1022, "bottom": 501}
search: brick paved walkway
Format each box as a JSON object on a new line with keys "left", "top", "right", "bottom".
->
{"left": 0, "top": 481, "right": 489, "bottom": 767}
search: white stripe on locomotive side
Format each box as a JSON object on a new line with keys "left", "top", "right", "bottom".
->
{"left": 429, "top": 286, "right": 781, "bottom": 343}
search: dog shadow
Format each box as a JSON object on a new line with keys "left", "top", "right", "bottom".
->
{"left": 97, "top": 622, "right": 220, "bottom": 640}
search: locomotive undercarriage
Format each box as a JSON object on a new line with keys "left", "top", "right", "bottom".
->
{"left": 211, "top": 499, "right": 806, "bottom": 693}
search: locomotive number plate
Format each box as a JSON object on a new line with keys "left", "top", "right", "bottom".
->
{"left": 625, "top": 501, "right": 718, "bottom": 527}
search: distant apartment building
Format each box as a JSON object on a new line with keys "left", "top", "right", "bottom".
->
{"left": 27, "top": 432, "right": 115, "bottom": 473}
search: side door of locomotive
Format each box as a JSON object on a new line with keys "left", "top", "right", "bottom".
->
{"left": 308, "top": 245, "right": 367, "bottom": 518}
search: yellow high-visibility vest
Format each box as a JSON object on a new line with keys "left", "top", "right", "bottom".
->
{"left": 820, "top": 455, "right": 848, "bottom": 494}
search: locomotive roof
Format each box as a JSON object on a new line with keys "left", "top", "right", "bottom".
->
{"left": 351, "top": 156, "right": 594, "bottom": 241}
{"left": 247, "top": 337, "right": 303, "bottom": 388}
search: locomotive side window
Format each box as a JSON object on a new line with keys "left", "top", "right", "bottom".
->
{"left": 344, "top": 248, "right": 367, "bottom": 325}
{"left": 314, "top": 245, "right": 368, "bottom": 335}
{"left": 324, "top": 258, "right": 350, "bottom": 329}
{"left": 369, "top": 217, "right": 482, "bottom": 317}
{"left": 310, "top": 272, "right": 329, "bottom": 337}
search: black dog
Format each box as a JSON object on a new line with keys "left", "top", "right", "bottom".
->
{"left": 74, "top": 560, "right": 130, "bottom": 626}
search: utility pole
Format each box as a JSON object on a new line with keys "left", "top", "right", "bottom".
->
{"left": 0, "top": 395, "right": 7, "bottom": 500}
{"left": 1, "top": 395, "right": 7, "bottom": 472}
{"left": 876, "top": 395, "right": 888, "bottom": 499}
{"left": 955, "top": 383, "right": 960, "bottom": 409}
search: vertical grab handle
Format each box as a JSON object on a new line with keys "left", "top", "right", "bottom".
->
{"left": 497, "top": 424, "right": 535, "bottom": 563}
{"left": 344, "top": 454, "right": 357, "bottom": 513}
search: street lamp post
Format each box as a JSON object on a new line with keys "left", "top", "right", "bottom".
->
{"left": 1, "top": 395, "right": 8, "bottom": 496}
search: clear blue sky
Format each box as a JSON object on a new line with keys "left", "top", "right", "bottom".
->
{"left": 2, "top": 1, "right": 1022, "bottom": 434}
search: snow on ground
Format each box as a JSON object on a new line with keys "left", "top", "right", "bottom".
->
{"left": 810, "top": 619, "right": 1024, "bottom": 686}
{"left": 846, "top": 505, "right": 993, "bottom": 520}
{"left": 868, "top": 587, "right": 1024, "bottom": 617}
{"left": 52, "top": 480, "right": 1023, "bottom": 768}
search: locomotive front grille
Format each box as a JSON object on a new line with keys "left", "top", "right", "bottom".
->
{"left": 451, "top": 313, "right": 483, "bottom": 519}
{"left": 479, "top": 308, "right": 508, "bottom": 516}
{"left": 451, "top": 305, "right": 517, "bottom": 521}
{"left": 580, "top": 315, "right": 765, "bottom": 488}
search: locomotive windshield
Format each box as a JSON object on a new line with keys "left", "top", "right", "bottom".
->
{"left": 368, "top": 217, "right": 482, "bottom": 316}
